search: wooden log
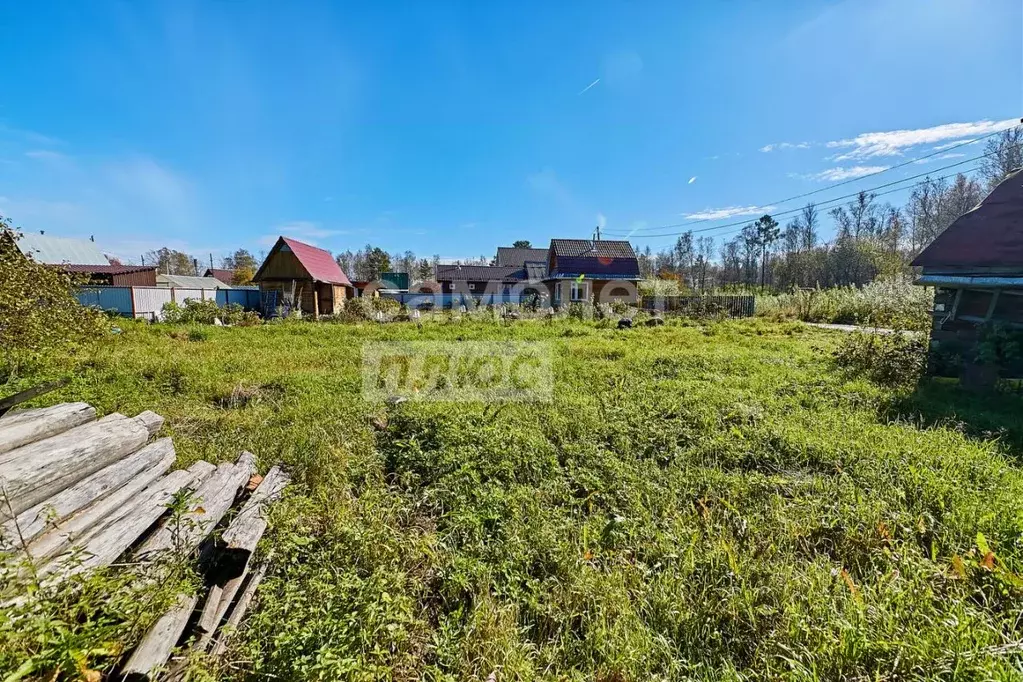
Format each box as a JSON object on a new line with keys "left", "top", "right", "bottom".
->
{"left": 216, "top": 466, "right": 289, "bottom": 578}
{"left": 38, "top": 462, "right": 210, "bottom": 581}
{"left": 120, "top": 592, "right": 198, "bottom": 682}
{"left": 3, "top": 438, "right": 175, "bottom": 549}
{"left": 136, "top": 452, "right": 256, "bottom": 561}
{"left": 0, "top": 412, "right": 155, "bottom": 518}
{"left": 25, "top": 458, "right": 211, "bottom": 566}
{"left": 210, "top": 559, "right": 269, "bottom": 657}
{"left": 133, "top": 411, "right": 165, "bottom": 438}
{"left": 0, "top": 378, "right": 70, "bottom": 416}
{"left": 0, "top": 402, "right": 96, "bottom": 455}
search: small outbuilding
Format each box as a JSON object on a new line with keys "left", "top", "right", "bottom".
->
{"left": 912, "top": 169, "right": 1023, "bottom": 375}
{"left": 252, "top": 236, "right": 353, "bottom": 316}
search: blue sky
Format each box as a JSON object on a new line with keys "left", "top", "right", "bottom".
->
{"left": 0, "top": 0, "right": 1019, "bottom": 264}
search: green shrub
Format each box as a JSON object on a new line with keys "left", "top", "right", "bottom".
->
{"left": 757, "top": 277, "right": 932, "bottom": 331}
{"left": 161, "top": 300, "right": 259, "bottom": 326}
{"left": 833, "top": 330, "right": 927, "bottom": 387}
{"left": 0, "top": 219, "right": 105, "bottom": 381}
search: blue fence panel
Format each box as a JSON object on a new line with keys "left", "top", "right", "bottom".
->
{"left": 77, "top": 287, "right": 133, "bottom": 315}
{"left": 216, "top": 288, "right": 261, "bottom": 310}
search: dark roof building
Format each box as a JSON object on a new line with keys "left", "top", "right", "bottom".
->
{"left": 543, "top": 239, "right": 641, "bottom": 305}
{"left": 204, "top": 268, "right": 236, "bottom": 285}
{"left": 435, "top": 265, "right": 527, "bottom": 282}
{"left": 496, "top": 247, "right": 549, "bottom": 267}
{"left": 912, "top": 169, "right": 1023, "bottom": 379}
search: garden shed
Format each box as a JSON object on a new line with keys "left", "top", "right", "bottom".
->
{"left": 912, "top": 168, "right": 1023, "bottom": 375}
{"left": 252, "top": 236, "right": 353, "bottom": 316}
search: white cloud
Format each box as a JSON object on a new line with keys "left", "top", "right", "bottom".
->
{"left": 913, "top": 152, "right": 967, "bottom": 165}
{"left": 759, "top": 141, "right": 811, "bottom": 153}
{"left": 688, "top": 176, "right": 697, "bottom": 184}
{"left": 682, "top": 205, "right": 777, "bottom": 221}
{"left": 826, "top": 118, "right": 1017, "bottom": 160}
{"left": 578, "top": 78, "right": 600, "bottom": 95}
{"left": 807, "top": 165, "right": 889, "bottom": 181}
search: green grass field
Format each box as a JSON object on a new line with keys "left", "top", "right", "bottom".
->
{"left": 6, "top": 318, "right": 1023, "bottom": 680}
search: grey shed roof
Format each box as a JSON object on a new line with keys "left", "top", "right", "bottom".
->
{"left": 16, "top": 232, "right": 110, "bottom": 266}
{"left": 157, "top": 274, "right": 234, "bottom": 289}
{"left": 496, "top": 247, "right": 549, "bottom": 267}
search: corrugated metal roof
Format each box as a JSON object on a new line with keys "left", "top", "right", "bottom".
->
{"left": 435, "top": 265, "right": 526, "bottom": 282}
{"left": 59, "top": 264, "right": 156, "bottom": 275}
{"left": 549, "top": 239, "right": 637, "bottom": 260}
{"left": 496, "top": 247, "right": 549, "bottom": 267}
{"left": 16, "top": 233, "right": 110, "bottom": 266}
{"left": 912, "top": 168, "right": 1023, "bottom": 268}
{"left": 157, "top": 274, "right": 233, "bottom": 289}
{"left": 281, "top": 237, "right": 352, "bottom": 285}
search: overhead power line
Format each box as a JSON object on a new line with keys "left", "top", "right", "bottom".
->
{"left": 611, "top": 122, "right": 1019, "bottom": 238}
{"left": 605, "top": 143, "right": 1018, "bottom": 240}
{"left": 631, "top": 164, "right": 984, "bottom": 245}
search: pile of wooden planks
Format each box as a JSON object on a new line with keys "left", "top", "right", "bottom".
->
{"left": 0, "top": 402, "right": 288, "bottom": 681}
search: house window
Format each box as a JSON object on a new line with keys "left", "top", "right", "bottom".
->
{"left": 570, "top": 280, "right": 588, "bottom": 301}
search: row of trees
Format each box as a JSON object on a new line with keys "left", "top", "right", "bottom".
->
{"left": 640, "top": 126, "right": 1021, "bottom": 292}
{"left": 130, "top": 129, "right": 1021, "bottom": 292}
{"left": 134, "top": 247, "right": 259, "bottom": 285}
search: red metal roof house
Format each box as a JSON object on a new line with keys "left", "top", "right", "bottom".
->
{"left": 252, "top": 236, "right": 353, "bottom": 316}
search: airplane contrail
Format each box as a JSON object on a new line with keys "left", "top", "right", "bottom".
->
{"left": 578, "top": 78, "right": 600, "bottom": 95}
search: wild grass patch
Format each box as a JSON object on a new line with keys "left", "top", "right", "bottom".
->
{"left": 5, "top": 319, "right": 1023, "bottom": 680}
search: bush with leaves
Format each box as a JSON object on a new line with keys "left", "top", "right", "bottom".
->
{"left": 833, "top": 330, "right": 927, "bottom": 387}
{"left": 0, "top": 218, "right": 105, "bottom": 382}
{"left": 161, "top": 299, "right": 258, "bottom": 326}
{"left": 757, "top": 277, "right": 932, "bottom": 331}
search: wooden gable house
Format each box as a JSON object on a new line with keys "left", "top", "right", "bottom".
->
{"left": 252, "top": 237, "right": 353, "bottom": 316}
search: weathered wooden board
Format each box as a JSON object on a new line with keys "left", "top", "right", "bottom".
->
{"left": 24, "top": 454, "right": 206, "bottom": 565}
{"left": 2, "top": 438, "right": 175, "bottom": 548}
{"left": 217, "top": 466, "right": 289, "bottom": 577}
{"left": 120, "top": 592, "right": 198, "bottom": 682}
{"left": 0, "top": 413, "right": 154, "bottom": 518}
{"left": 38, "top": 464, "right": 205, "bottom": 580}
{"left": 137, "top": 452, "right": 256, "bottom": 560}
{"left": 0, "top": 402, "right": 96, "bottom": 455}
{"left": 210, "top": 559, "right": 269, "bottom": 657}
